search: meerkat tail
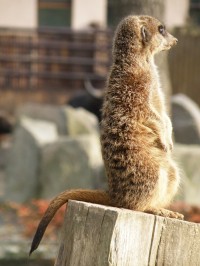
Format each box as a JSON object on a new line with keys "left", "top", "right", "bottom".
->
{"left": 29, "top": 189, "right": 110, "bottom": 255}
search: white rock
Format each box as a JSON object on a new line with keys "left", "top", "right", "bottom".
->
{"left": 64, "top": 106, "right": 99, "bottom": 136}
{"left": 5, "top": 116, "right": 58, "bottom": 202}
{"left": 172, "top": 94, "right": 200, "bottom": 144}
{"left": 4, "top": 104, "right": 103, "bottom": 202}
{"left": 174, "top": 144, "right": 200, "bottom": 204}
{"left": 21, "top": 116, "right": 58, "bottom": 145}
{"left": 17, "top": 103, "right": 68, "bottom": 135}
{"left": 40, "top": 134, "right": 104, "bottom": 199}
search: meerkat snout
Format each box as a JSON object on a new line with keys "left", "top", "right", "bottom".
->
{"left": 172, "top": 37, "right": 178, "bottom": 46}
{"left": 167, "top": 34, "right": 178, "bottom": 47}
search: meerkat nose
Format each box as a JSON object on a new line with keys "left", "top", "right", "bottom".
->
{"left": 174, "top": 38, "right": 178, "bottom": 45}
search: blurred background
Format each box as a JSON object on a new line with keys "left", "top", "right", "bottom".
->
{"left": 0, "top": 0, "right": 200, "bottom": 265}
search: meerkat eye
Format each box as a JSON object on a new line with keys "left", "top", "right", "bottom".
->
{"left": 158, "top": 25, "right": 166, "bottom": 36}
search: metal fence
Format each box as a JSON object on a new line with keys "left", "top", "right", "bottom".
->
{"left": 0, "top": 27, "right": 112, "bottom": 91}
{"left": 169, "top": 27, "right": 200, "bottom": 106}
{"left": 0, "top": 26, "right": 200, "bottom": 111}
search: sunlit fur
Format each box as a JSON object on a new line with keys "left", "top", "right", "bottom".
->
{"left": 100, "top": 15, "right": 182, "bottom": 216}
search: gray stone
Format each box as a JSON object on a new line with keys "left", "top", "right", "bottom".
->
{"left": 39, "top": 134, "right": 104, "bottom": 199}
{"left": 174, "top": 144, "right": 200, "bottom": 205}
{"left": 0, "top": 238, "right": 57, "bottom": 260}
{"left": 17, "top": 103, "right": 68, "bottom": 135}
{"left": 0, "top": 140, "right": 11, "bottom": 198}
{"left": 17, "top": 104, "right": 99, "bottom": 136}
{"left": 4, "top": 116, "right": 58, "bottom": 202}
{"left": 64, "top": 106, "right": 99, "bottom": 136}
{"left": 172, "top": 94, "right": 200, "bottom": 144}
{"left": 20, "top": 116, "right": 58, "bottom": 145}
{"left": 3, "top": 105, "right": 103, "bottom": 202}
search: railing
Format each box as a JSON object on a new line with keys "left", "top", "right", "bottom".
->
{"left": 0, "top": 26, "right": 200, "bottom": 110}
{"left": 0, "top": 27, "right": 112, "bottom": 91}
{"left": 169, "top": 27, "right": 200, "bottom": 106}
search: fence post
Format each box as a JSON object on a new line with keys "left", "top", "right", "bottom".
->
{"left": 55, "top": 200, "right": 200, "bottom": 266}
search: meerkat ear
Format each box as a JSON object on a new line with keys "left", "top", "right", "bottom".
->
{"left": 141, "top": 26, "right": 151, "bottom": 44}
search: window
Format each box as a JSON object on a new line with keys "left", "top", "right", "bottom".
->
{"left": 38, "top": 0, "right": 72, "bottom": 27}
{"left": 190, "top": 0, "right": 200, "bottom": 24}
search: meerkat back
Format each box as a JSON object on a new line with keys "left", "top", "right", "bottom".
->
{"left": 100, "top": 15, "right": 183, "bottom": 219}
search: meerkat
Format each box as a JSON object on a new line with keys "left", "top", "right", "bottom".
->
{"left": 30, "top": 15, "right": 183, "bottom": 255}
{"left": 100, "top": 15, "right": 182, "bottom": 217}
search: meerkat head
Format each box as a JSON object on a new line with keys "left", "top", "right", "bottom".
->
{"left": 139, "top": 15, "right": 177, "bottom": 55}
{"left": 113, "top": 15, "right": 177, "bottom": 61}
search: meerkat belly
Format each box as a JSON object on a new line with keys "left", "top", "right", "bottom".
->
{"left": 102, "top": 131, "right": 165, "bottom": 209}
{"left": 150, "top": 167, "right": 169, "bottom": 208}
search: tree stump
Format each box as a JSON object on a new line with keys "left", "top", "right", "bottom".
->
{"left": 55, "top": 201, "right": 200, "bottom": 266}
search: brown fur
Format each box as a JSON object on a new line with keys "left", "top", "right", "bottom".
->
{"left": 100, "top": 15, "right": 182, "bottom": 216}
{"left": 30, "top": 15, "right": 183, "bottom": 255}
{"left": 30, "top": 189, "right": 110, "bottom": 255}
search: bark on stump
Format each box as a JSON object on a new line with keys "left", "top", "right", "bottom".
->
{"left": 55, "top": 200, "right": 200, "bottom": 266}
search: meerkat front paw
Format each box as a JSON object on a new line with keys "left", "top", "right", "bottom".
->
{"left": 169, "top": 142, "right": 173, "bottom": 151}
{"left": 145, "top": 208, "right": 184, "bottom": 220}
{"left": 158, "top": 136, "right": 173, "bottom": 152}
{"left": 157, "top": 138, "right": 168, "bottom": 152}
{"left": 166, "top": 132, "right": 173, "bottom": 151}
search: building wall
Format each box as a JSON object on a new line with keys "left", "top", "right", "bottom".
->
{"left": 164, "top": 0, "right": 189, "bottom": 29}
{"left": 71, "top": 0, "right": 107, "bottom": 29}
{"left": 0, "top": 0, "right": 37, "bottom": 28}
{"left": 0, "top": 0, "right": 188, "bottom": 30}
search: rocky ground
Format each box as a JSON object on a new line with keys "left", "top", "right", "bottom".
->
{"left": 1, "top": 101, "right": 200, "bottom": 264}
{"left": 0, "top": 134, "right": 200, "bottom": 264}
{"left": 0, "top": 199, "right": 63, "bottom": 265}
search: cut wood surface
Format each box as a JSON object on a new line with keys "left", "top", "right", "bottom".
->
{"left": 55, "top": 201, "right": 200, "bottom": 266}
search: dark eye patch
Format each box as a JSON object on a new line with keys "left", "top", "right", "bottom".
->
{"left": 158, "top": 25, "right": 166, "bottom": 36}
